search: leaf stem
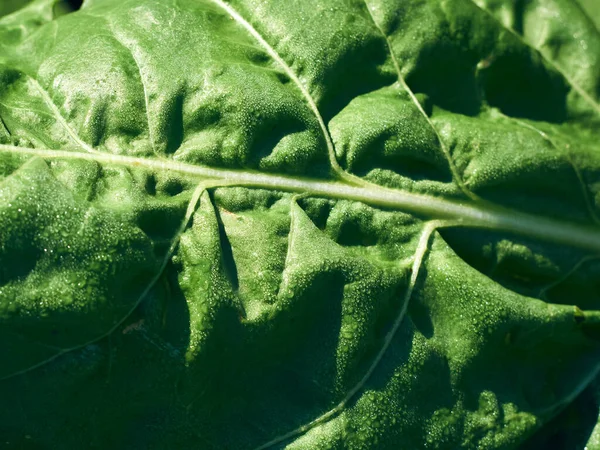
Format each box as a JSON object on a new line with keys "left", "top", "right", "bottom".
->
{"left": 1, "top": 144, "right": 599, "bottom": 252}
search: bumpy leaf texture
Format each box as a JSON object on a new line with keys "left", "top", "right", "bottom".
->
{"left": 0, "top": 0, "right": 599, "bottom": 448}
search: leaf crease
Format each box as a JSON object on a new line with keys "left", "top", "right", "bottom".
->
{"left": 468, "top": 0, "right": 600, "bottom": 116}
{"left": 27, "top": 76, "right": 100, "bottom": 154}
{"left": 361, "top": 0, "right": 477, "bottom": 200}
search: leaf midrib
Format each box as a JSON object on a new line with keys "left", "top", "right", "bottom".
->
{"left": 2, "top": 144, "right": 599, "bottom": 252}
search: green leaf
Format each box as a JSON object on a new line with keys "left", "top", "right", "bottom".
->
{"left": 0, "top": 0, "right": 32, "bottom": 18}
{"left": 578, "top": 0, "right": 600, "bottom": 29}
{"left": 0, "top": 0, "right": 599, "bottom": 448}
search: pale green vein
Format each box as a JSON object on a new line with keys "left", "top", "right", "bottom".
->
{"left": 538, "top": 358, "right": 600, "bottom": 417}
{"left": 538, "top": 255, "right": 600, "bottom": 300}
{"left": 207, "top": 0, "right": 358, "bottom": 184}
{"left": 99, "top": 13, "right": 157, "bottom": 154}
{"left": 1, "top": 144, "right": 600, "bottom": 253}
{"left": 510, "top": 117, "right": 600, "bottom": 225}
{"left": 362, "top": 0, "right": 477, "bottom": 201}
{"left": 27, "top": 76, "right": 100, "bottom": 154}
{"left": 469, "top": 0, "right": 600, "bottom": 116}
{"left": 116, "top": 41, "right": 155, "bottom": 153}
{"left": 0, "top": 100, "right": 54, "bottom": 118}
{"left": 254, "top": 220, "right": 449, "bottom": 449}
{"left": 0, "top": 179, "right": 222, "bottom": 381}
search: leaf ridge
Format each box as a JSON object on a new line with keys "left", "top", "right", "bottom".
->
{"left": 253, "top": 220, "right": 448, "bottom": 449}
{"left": 538, "top": 255, "right": 600, "bottom": 300}
{"left": 98, "top": 14, "right": 157, "bottom": 154}
{"left": 27, "top": 76, "right": 100, "bottom": 154}
{"left": 361, "top": 0, "right": 477, "bottom": 200}
{"left": 469, "top": 0, "right": 600, "bottom": 116}
{"left": 0, "top": 100, "right": 53, "bottom": 118}
{"left": 537, "top": 356, "right": 600, "bottom": 417}
{"left": 508, "top": 116, "right": 600, "bottom": 225}
{"left": 275, "top": 195, "right": 300, "bottom": 303}
{"left": 206, "top": 0, "right": 357, "bottom": 184}
{"left": 0, "top": 180, "right": 213, "bottom": 381}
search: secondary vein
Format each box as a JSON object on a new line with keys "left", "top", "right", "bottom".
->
{"left": 469, "top": 0, "right": 600, "bottom": 116}
{"left": 361, "top": 0, "right": 477, "bottom": 200}
{"left": 27, "top": 76, "right": 100, "bottom": 154}
{"left": 0, "top": 180, "right": 212, "bottom": 382}
{"left": 207, "top": 0, "right": 356, "bottom": 183}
